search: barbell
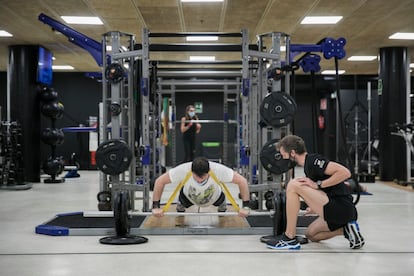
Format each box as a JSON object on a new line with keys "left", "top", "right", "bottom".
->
{"left": 85, "top": 210, "right": 277, "bottom": 217}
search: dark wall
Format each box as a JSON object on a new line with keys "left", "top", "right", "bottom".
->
{"left": 40, "top": 72, "right": 101, "bottom": 169}
{"left": 53, "top": 73, "right": 102, "bottom": 169}
{"left": 0, "top": 71, "right": 101, "bottom": 170}
{"left": 1, "top": 71, "right": 413, "bottom": 179}
{"left": 174, "top": 92, "right": 228, "bottom": 164}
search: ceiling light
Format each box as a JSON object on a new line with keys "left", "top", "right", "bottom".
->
{"left": 410, "top": 63, "right": 414, "bottom": 68}
{"left": 186, "top": 36, "right": 218, "bottom": 41}
{"left": 189, "top": 56, "right": 216, "bottom": 61}
{"left": 301, "top": 16, "right": 343, "bottom": 24}
{"left": 53, "top": 65, "right": 75, "bottom": 70}
{"left": 181, "top": 0, "right": 224, "bottom": 2}
{"left": 348, "top": 56, "right": 377, "bottom": 61}
{"left": 0, "top": 30, "right": 13, "bottom": 37}
{"left": 321, "top": 70, "right": 346, "bottom": 75}
{"left": 61, "top": 16, "right": 103, "bottom": 25}
{"left": 389, "top": 32, "right": 414, "bottom": 40}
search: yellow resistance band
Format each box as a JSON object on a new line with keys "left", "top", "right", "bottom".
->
{"left": 209, "top": 171, "right": 240, "bottom": 212}
{"left": 162, "top": 171, "right": 193, "bottom": 212}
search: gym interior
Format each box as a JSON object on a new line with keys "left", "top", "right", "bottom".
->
{"left": 0, "top": 1, "right": 413, "bottom": 275}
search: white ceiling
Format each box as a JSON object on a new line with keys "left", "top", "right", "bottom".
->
{"left": 0, "top": 0, "right": 414, "bottom": 74}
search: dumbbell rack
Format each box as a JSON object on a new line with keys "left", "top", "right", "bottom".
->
{"left": 0, "top": 121, "right": 32, "bottom": 190}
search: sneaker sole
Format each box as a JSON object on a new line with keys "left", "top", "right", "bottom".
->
{"left": 266, "top": 244, "right": 301, "bottom": 250}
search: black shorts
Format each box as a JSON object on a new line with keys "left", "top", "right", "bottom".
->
{"left": 179, "top": 188, "right": 225, "bottom": 207}
{"left": 323, "top": 195, "right": 357, "bottom": 231}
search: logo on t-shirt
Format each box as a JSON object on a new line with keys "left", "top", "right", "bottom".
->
{"left": 314, "top": 158, "right": 325, "bottom": 169}
{"left": 187, "top": 184, "right": 216, "bottom": 205}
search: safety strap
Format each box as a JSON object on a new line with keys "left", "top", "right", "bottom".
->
{"left": 209, "top": 171, "right": 240, "bottom": 212}
{"left": 162, "top": 171, "right": 192, "bottom": 212}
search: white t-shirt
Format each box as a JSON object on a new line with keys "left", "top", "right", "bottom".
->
{"left": 168, "top": 161, "right": 234, "bottom": 206}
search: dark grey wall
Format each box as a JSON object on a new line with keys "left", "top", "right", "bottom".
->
{"left": 1, "top": 71, "right": 413, "bottom": 179}
{"left": 39, "top": 72, "right": 101, "bottom": 169}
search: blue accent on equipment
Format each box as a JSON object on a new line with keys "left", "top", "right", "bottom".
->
{"left": 242, "top": 78, "right": 250, "bottom": 96}
{"left": 290, "top": 37, "right": 346, "bottom": 72}
{"left": 142, "top": 145, "right": 151, "bottom": 165}
{"left": 35, "top": 224, "right": 69, "bottom": 236}
{"left": 38, "top": 13, "right": 104, "bottom": 67}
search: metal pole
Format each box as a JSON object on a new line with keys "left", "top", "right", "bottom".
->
{"left": 367, "top": 81, "right": 372, "bottom": 174}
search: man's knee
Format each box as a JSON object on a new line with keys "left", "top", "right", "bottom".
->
{"left": 286, "top": 178, "right": 302, "bottom": 193}
{"left": 305, "top": 228, "right": 320, "bottom": 242}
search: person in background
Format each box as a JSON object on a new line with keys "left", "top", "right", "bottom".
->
{"left": 181, "top": 105, "right": 201, "bottom": 162}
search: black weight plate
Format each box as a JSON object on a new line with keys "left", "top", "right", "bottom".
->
{"left": 114, "top": 190, "right": 130, "bottom": 236}
{"left": 260, "top": 138, "right": 283, "bottom": 175}
{"left": 272, "top": 191, "right": 283, "bottom": 236}
{"left": 97, "top": 191, "right": 111, "bottom": 203}
{"left": 96, "top": 139, "right": 132, "bottom": 175}
{"left": 260, "top": 138, "right": 294, "bottom": 175}
{"left": 105, "top": 63, "right": 125, "bottom": 84}
{"left": 260, "top": 92, "right": 297, "bottom": 127}
{"left": 280, "top": 191, "right": 287, "bottom": 232}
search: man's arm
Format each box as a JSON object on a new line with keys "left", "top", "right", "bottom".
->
{"left": 152, "top": 172, "right": 172, "bottom": 202}
{"left": 319, "top": 161, "right": 351, "bottom": 188}
{"left": 231, "top": 172, "right": 250, "bottom": 202}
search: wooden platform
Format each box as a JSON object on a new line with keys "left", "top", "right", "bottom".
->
{"left": 142, "top": 204, "right": 250, "bottom": 229}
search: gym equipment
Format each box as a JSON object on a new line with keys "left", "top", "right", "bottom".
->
{"left": 299, "top": 54, "right": 321, "bottom": 73}
{"left": 97, "top": 191, "right": 112, "bottom": 211}
{"left": 110, "top": 102, "right": 122, "bottom": 116}
{"left": 358, "top": 81, "right": 376, "bottom": 182}
{"left": 105, "top": 63, "right": 125, "bottom": 84}
{"left": 91, "top": 210, "right": 275, "bottom": 217}
{"left": 260, "top": 92, "right": 297, "bottom": 127}
{"left": 38, "top": 86, "right": 58, "bottom": 102}
{"left": 0, "top": 121, "right": 32, "bottom": 190}
{"left": 40, "top": 128, "right": 64, "bottom": 145}
{"left": 40, "top": 101, "right": 64, "bottom": 119}
{"left": 390, "top": 123, "right": 414, "bottom": 187}
{"left": 96, "top": 138, "right": 148, "bottom": 245}
{"left": 42, "top": 157, "right": 64, "bottom": 176}
{"left": 272, "top": 191, "right": 286, "bottom": 236}
{"left": 259, "top": 138, "right": 295, "bottom": 175}
{"left": 39, "top": 87, "right": 65, "bottom": 184}
{"left": 264, "top": 190, "right": 274, "bottom": 210}
{"left": 99, "top": 191, "right": 148, "bottom": 245}
{"left": 95, "top": 139, "right": 133, "bottom": 175}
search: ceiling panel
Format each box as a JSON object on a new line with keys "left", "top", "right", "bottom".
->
{"left": 0, "top": 0, "right": 413, "bottom": 74}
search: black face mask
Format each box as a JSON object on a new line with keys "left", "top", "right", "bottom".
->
{"left": 273, "top": 152, "right": 296, "bottom": 174}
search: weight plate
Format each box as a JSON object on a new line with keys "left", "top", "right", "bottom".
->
{"left": 96, "top": 139, "right": 132, "bottom": 175}
{"left": 114, "top": 190, "right": 130, "bottom": 236}
{"left": 260, "top": 92, "right": 297, "bottom": 127}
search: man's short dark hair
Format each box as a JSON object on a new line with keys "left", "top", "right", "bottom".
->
{"left": 191, "top": 157, "right": 210, "bottom": 176}
{"left": 277, "top": 135, "right": 307, "bottom": 154}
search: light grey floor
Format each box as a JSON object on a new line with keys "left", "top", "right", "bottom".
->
{"left": 0, "top": 170, "right": 413, "bottom": 276}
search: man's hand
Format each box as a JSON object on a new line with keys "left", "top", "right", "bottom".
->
{"left": 152, "top": 208, "right": 164, "bottom": 217}
{"left": 297, "top": 177, "right": 319, "bottom": 189}
{"left": 238, "top": 207, "right": 250, "bottom": 218}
